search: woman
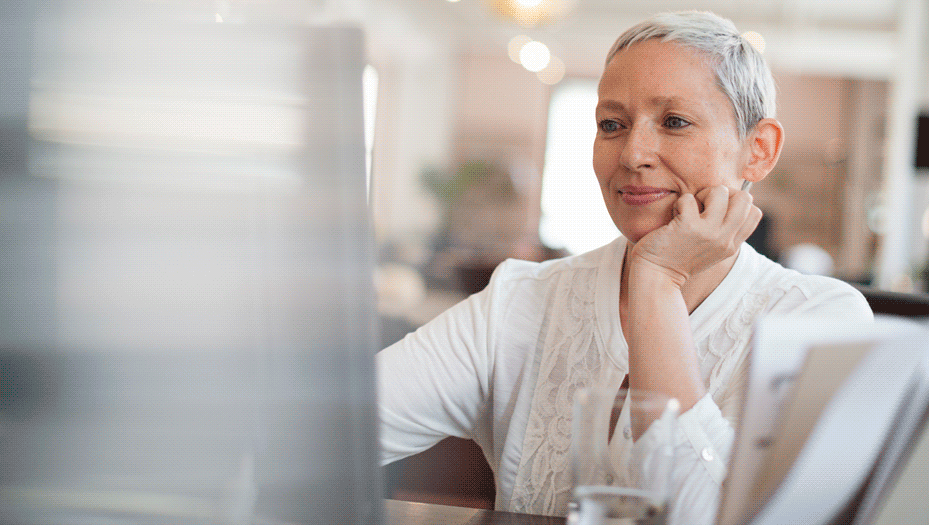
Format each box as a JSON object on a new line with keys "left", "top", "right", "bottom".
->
{"left": 377, "top": 11, "right": 872, "bottom": 524}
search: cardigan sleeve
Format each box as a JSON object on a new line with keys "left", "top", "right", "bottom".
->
{"left": 377, "top": 286, "right": 492, "bottom": 464}
{"left": 376, "top": 256, "right": 540, "bottom": 465}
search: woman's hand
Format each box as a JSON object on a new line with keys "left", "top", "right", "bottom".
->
{"left": 628, "top": 185, "right": 761, "bottom": 287}
{"left": 623, "top": 185, "right": 757, "bottom": 413}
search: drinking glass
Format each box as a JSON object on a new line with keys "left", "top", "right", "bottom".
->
{"left": 568, "top": 387, "right": 679, "bottom": 525}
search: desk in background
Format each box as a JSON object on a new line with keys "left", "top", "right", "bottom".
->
{"left": 386, "top": 499, "right": 565, "bottom": 525}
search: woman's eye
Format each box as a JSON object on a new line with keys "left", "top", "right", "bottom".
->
{"left": 665, "top": 116, "right": 689, "bottom": 129}
{"left": 599, "top": 120, "right": 621, "bottom": 133}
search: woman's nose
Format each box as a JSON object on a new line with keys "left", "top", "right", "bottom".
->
{"left": 619, "top": 123, "right": 659, "bottom": 170}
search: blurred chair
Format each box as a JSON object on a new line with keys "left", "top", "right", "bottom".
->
{"left": 851, "top": 284, "right": 929, "bottom": 318}
{"left": 389, "top": 437, "right": 496, "bottom": 509}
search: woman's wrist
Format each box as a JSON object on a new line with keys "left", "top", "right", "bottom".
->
{"left": 627, "top": 252, "right": 689, "bottom": 290}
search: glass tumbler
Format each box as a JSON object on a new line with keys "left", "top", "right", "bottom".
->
{"left": 568, "top": 387, "right": 679, "bottom": 525}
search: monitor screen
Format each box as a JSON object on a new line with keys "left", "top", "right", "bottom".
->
{"left": 0, "top": 2, "right": 381, "bottom": 523}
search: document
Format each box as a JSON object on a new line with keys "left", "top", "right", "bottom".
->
{"left": 717, "top": 315, "right": 928, "bottom": 525}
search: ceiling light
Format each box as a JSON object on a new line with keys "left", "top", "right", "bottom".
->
{"left": 485, "top": 0, "right": 577, "bottom": 28}
{"left": 520, "top": 41, "right": 550, "bottom": 72}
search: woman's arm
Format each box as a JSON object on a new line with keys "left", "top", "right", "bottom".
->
{"left": 625, "top": 258, "right": 706, "bottom": 432}
{"left": 623, "top": 186, "right": 760, "bottom": 524}
{"left": 626, "top": 186, "right": 760, "bottom": 417}
{"left": 378, "top": 288, "right": 492, "bottom": 465}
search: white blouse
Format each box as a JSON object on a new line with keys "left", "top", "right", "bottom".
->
{"left": 378, "top": 237, "right": 873, "bottom": 524}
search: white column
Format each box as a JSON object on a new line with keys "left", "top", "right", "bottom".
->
{"left": 876, "top": 0, "right": 926, "bottom": 289}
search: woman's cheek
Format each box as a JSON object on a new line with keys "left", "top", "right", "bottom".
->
{"left": 592, "top": 144, "right": 619, "bottom": 184}
{"left": 693, "top": 160, "right": 727, "bottom": 188}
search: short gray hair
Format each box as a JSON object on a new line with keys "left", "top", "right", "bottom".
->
{"left": 604, "top": 11, "right": 776, "bottom": 139}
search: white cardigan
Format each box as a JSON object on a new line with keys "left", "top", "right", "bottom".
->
{"left": 378, "top": 237, "right": 872, "bottom": 523}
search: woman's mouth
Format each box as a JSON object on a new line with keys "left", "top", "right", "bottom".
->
{"left": 618, "top": 186, "right": 673, "bottom": 206}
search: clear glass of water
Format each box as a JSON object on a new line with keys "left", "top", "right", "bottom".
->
{"left": 568, "top": 387, "right": 679, "bottom": 525}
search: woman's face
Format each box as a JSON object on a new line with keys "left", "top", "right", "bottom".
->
{"left": 593, "top": 39, "right": 752, "bottom": 244}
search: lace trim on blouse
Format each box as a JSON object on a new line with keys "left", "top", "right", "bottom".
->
{"left": 508, "top": 263, "right": 788, "bottom": 516}
{"left": 509, "top": 268, "right": 607, "bottom": 516}
{"left": 701, "top": 286, "right": 774, "bottom": 393}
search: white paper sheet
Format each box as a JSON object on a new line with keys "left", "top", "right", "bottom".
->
{"left": 717, "top": 315, "right": 923, "bottom": 525}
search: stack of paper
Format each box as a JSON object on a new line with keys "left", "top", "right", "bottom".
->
{"left": 717, "top": 316, "right": 929, "bottom": 525}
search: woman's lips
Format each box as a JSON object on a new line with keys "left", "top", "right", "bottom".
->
{"left": 618, "top": 186, "right": 674, "bottom": 206}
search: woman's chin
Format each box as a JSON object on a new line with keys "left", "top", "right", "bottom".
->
{"left": 615, "top": 212, "right": 674, "bottom": 245}
{"left": 620, "top": 225, "right": 663, "bottom": 245}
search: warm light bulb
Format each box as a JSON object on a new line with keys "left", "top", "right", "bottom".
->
{"left": 741, "top": 31, "right": 766, "bottom": 53}
{"left": 508, "top": 35, "right": 532, "bottom": 63}
{"left": 520, "top": 41, "right": 550, "bottom": 72}
{"left": 486, "top": 0, "right": 578, "bottom": 28}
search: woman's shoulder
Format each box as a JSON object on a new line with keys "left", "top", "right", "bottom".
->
{"left": 745, "top": 249, "right": 873, "bottom": 319}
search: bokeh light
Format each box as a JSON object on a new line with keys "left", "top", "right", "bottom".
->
{"left": 520, "top": 40, "right": 550, "bottom": 72}
{"left": 508, "top": 35, "right": 532, "bottom": 63}
{"left": 537, "top": 55, "right": 565, "bottom": 85}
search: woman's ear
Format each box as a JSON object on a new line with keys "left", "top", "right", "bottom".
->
{"left": 743, "top": 118, "right": 784, "bottom": 183}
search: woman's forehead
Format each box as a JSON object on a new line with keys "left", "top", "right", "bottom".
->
{"left": 601, "top": 39, "right": 714, "bottom": 83}
{"left": 597, "top": 40, "right": 721, "bottom": 101}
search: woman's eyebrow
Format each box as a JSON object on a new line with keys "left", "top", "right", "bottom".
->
{"left": 649, "top": 95, "right": 694, "bottom": 108}
{"left": 595, "top": 99, "right": 626, "bottom": 113}
{"left": 596, "top": 96, "right": 697, "bottom": 113}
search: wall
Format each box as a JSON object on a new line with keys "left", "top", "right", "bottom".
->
{"left": 367, "top": 37, "right": 455, "bottom": 262}
{"left": 447, "top": 53, "right": 552, "bottom": 261}
{"left": 752, "top": 75, "right": 889, "bottom": 281}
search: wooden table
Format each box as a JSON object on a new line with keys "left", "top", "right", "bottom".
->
{"left": 385, "top": 499, "right": 566, "bottom": 525}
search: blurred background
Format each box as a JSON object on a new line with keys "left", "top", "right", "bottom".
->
{"left": 2, "top": 1, "right": 382, "bottom": 523}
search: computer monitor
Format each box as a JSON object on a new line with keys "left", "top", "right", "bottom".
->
{"left": 0, "top": 2, "right": 381, "bottom": 523}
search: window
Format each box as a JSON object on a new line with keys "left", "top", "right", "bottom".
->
{"left": 539, "top": 80, "right": 618, "bottom": 255}
{"left": 363, "top": 64, "right": 379, "bottom": 199}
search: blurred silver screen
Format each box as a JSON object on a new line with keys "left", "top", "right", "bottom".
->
{"left": 0, "top": 1, "right": 381, "bottom": 524}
